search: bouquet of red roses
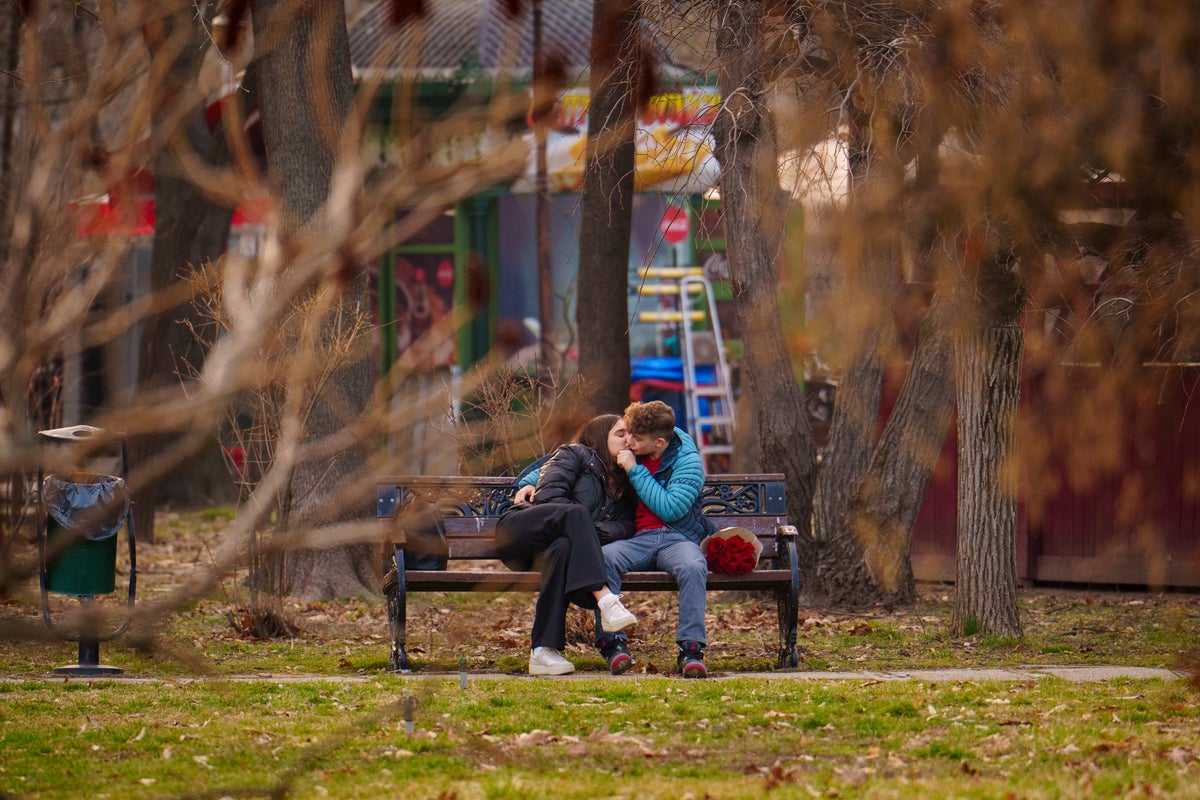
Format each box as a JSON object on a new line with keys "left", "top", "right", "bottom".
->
{"left": 701, "top": 527, "right": 763, "bottom": 575}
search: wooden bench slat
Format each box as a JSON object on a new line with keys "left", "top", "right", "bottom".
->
{"left": 379, "top": 474, "right": 789, "bottom": 519}
{"left": 380, "top": 473, "right": 785, "bottom": 485}
{"left": 428, "top": 513, "right": 789, "bottom": 560}
{"left": 436, "top": 515, "right": 789, "bottom": 536}
{"left": 441, "top": 539, "right": 784, "bottom": 561}
{"left": 402, "top": 569, "right": 796, "bottom": 592}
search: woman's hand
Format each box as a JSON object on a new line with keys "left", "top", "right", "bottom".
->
{"left": 514, "top": 485, "right": 536, "bottom": 504}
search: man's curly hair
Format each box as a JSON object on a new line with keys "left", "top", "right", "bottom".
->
{"left": 623, "top": 400, "right": 675, "bottom": 441}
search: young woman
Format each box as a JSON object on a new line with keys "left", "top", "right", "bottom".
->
{"left": 495, "top": 414, "right": 639, "bottom": 676}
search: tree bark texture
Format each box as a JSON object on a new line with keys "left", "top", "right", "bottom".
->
{"left": 251, "top": 0, "right": 353, "bottom": 227}
{"left": 0, "top": 2, "right": 21, "bottom": 257}
{"left": 711, "top": 1, "right": 817, "bottom": 539}
{"left": 820, "top": 293, "right": 955, "bottom": 606}
{"left": 952, "top": 310, "right": 1023, "bottom": 637}
{"left": 810, "top": 121, "right": 900, "bottom": 605}
{"left": 811, "top": 319, "right": 881, "bottom": 554}
{"left": 813, "top": 115, "right": 955, "bottom": 608}
{"left": 131, "top": 6, "right": 237, "bottom": 542}
{"left": 811, "top": 322, "right": 883, "bottom": 591}
{"left": 576, "top": 0, "right": 637, "bottom": 415}
{"left": 252, "top": 0, "right": 376, "bottom": 599}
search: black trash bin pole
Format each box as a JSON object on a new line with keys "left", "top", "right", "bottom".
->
{"left": 37, "top": 425, "right": 137, "bottom": 676}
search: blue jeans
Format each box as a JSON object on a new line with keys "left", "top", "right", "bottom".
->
{"left": 601, "top": 528, "right": 707, "bottom": 646}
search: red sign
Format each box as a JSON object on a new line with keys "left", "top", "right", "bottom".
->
{"left": 660, "top": 207, "right": 690, "bottom": 245}
{"left": 436, "top": 259, "right": 454, "bottom": 288}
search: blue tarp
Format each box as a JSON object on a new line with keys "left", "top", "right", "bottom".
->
{"left": 631, "top": 357, "right": 726, "bottom": 432}
{"left": 631, "top": 357, "right": 716, "bottom": 385}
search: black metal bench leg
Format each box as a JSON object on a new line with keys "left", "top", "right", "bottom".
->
{"left": 387, "top": 547, "right": 410, "bottom": 672}
{"left": 776, "top": 538, "right": 801, "bottom": 668}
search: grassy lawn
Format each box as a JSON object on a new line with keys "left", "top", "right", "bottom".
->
{"left": 2, "top": 509, "right": 1199, "bottom": 797}
{"left": 1, "top": 676, "right": 1197, "bottom": 799}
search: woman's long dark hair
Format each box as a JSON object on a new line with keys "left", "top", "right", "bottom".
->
{"left": 573, "top": 413, "right": 631, "bottom": 501}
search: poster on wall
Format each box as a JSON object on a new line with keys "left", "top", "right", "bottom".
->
{"left": 393, "top": 254, "right": 457, "bottom": 369}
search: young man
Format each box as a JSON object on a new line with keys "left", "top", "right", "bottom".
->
{"left": 599, "top": 400, "right": 715, "bottom": 678}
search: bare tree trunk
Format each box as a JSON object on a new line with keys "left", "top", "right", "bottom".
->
{"left": 0, "top": 2, "right": 20, "bottom": 256}
{"left": 952, "top": 295, "right": 1023, "bottom": 638}
{"left": 711, "top": 0, "right": 817, "bottom": 536}
{"left": 811, "top": 121, "right": 897, "bottom": 604}
{"left": 279, "top": 287, "right": 379, "bottom": 601}
{"left": 810, "top": 321, "right": 883, "bottom": 590}
{"left": 810, "top": 101, "right": 957, "bottom": 608}
{"left": 130, "top": 5, "right": 236, "bottom": 542}
{"left": 820, "top": 293, "right": 955, "bottom": 606}
{"left": 532, "top": 0, "right": 554, "bottom": 373}
{"left": 576, "top": 0, "right": 637, "bottom": 414}
{"left": 251, "top": 0, "right": 376, "bottom": 600}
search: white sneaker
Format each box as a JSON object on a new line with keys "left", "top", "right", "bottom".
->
{"left": 598, "top": 594, "right": 638, "bottom": 633}
{"left": 529, "top": 647, "right": 575, "bottom": 676}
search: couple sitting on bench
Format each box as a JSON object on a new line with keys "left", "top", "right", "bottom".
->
{"left": 496, "top": 400, "right": 714, "bottom": 678}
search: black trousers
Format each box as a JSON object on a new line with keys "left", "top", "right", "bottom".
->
{"left": 495, "top": 503, "right": 607, "bottom": 650}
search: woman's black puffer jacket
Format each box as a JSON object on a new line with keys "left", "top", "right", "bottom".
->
{"left": 534, "top": 443, "right": 635, "bottom": 543}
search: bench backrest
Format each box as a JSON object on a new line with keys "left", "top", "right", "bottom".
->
{"left": 377, "top": 473, "right": 788, "bottom": 562}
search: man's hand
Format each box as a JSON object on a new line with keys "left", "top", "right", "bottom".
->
{"left": 513, "top": 485, "right": 535, "bottom": 504}
{"left": 617, "top": 449, "right": 638, "bottom": 472}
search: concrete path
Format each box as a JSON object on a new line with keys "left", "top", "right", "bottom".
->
{"left": 13, "top": 665, "right": 1186, "bottom": 683}
{"left": 736, "top": 665, "right": 1184, "bottom": 682}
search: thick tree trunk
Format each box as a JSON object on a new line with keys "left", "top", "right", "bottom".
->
{"left": 0, "top": 2, "right": 20, "bottom": 255}
{"left": 130, "top": 7, "right": 235, "bottom": 542}
{"left": 952, "top": 306, "right": 1023, "bottom": 637}
{"left": 811, "top": 337, "right": 882, "bottom": 582}
{"left": 277, "top": 278, "right": 379, "bottom": 601}
{"left": 811, "top": 123, "right": 898, "bottom": 605}
{"left": 251, "top": 0, "right": 376, "bottom": 600}
{"left": 576, "top": 0, "right": 637, "bottom": 415}
{"left": 820, "top": 294, "right": 956, "bottom": 606}
{"left": 812, "top": 105, "right": 958, "bottom": 608}
{"left": 811, "top": 323, "right": 883, "bottom": 581}
{"left": 252, "top": 0, "right": 355, "bottom": 227}
{"left": 712, "top": 1, "right": 817, "bottom": 537}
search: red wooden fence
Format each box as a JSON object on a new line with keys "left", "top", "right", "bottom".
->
{"left": 910, "top": 365, "right": 1200, "bottom": 588}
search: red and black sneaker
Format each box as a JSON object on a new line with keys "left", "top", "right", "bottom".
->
{"left": 601, "top": 639, "right": 634, "bottom": 675}
{"left": 677, "top": 641, "right": 707, "bottom": 679}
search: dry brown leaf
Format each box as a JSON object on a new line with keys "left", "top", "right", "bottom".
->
{"left": 514, "top": 730, "right": 555, "bottom": 747}
{"left": 1162, "top": 746, "right": 1195, "bottom": 766}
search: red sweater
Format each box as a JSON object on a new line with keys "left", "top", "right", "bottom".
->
{"left": 633, "top": 455, "right": 666, "bottom": 532}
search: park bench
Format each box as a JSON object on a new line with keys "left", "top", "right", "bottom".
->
{"left": 376, "top": 473, "right": 801, "bottom": 673}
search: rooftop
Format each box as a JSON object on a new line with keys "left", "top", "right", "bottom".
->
{"left": 348, "top": 0, "right": 595, "bottom": 82}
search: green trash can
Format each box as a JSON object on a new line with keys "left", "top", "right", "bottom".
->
{"left": 37, "top": 424, "right": 137, "bottom": 676}
{"left": 41, "top": 471, "right": 129, "bottom": 596}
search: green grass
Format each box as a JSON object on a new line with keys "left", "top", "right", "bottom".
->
{"left": 2, "top": 509, "right": 1199, "bottom": 797}
{"left": 1, "top": 677, "right": 1197, "bottom": 799}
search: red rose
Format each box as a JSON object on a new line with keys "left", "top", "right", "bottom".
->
{"left": 706, "top": 534, "right": 758, "bottom": 574}
{"left": 722, "top": 536, "right": 757, "bottom": 574}
{"left": 705, "top": 537, "right": 727, "bottom": 571}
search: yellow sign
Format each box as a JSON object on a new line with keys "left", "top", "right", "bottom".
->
{"left": 550, "top": 87, "right": 721, "bottom": 130}
{"left": 513, "top": 87, "right": 722, "bottom": 194}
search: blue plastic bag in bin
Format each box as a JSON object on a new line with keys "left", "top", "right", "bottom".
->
{"left": 42, "top": 473, "right": 129, "bottom": 542}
